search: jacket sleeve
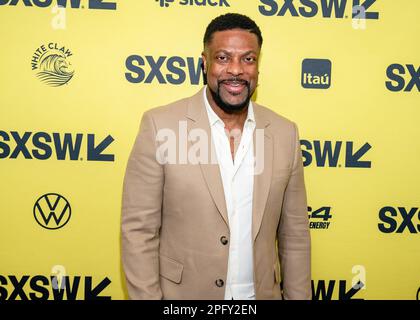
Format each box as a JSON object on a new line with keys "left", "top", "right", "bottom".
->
{"left": 277, "top": 122, "right": 311, "bottom": 300}
{"left": 121, "top": 111, "right": 164, "bottom": 299}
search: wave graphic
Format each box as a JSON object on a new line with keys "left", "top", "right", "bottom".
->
{"left": 36, "top": 53, "right": 74, "bottom": 86}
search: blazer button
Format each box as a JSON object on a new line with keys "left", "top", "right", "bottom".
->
{"left": 215, "top": 279, "right": 224, "bottom": 287}
{"left": 220, "top": 236, "right": 228, "bottom": 245}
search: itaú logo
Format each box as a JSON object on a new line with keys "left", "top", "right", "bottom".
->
{"left": 301, "top": 58, "right": 332, "bottom": 89}
{"left": 0, "top": 0, "right": 116, "bottom": 10}
{"left": 33, "top": 193, "right": 71, "bottom": 230}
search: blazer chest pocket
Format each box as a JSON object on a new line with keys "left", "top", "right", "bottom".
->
{"left": 159, "top": 255, "right": 184, "bottom": 284}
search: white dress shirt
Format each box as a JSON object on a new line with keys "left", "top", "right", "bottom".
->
{"left": 203, "top": 87, "right": 256, "bottom": 300}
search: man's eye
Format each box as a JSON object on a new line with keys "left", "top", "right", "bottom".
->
{"left": 217, "top": 56, "right": 227, "bottom": 61}
{"left": 245, "top": 57, "right": 256, "bottom": 62}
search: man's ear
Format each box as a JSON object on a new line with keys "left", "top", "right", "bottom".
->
{"left": 201, "top": 52, "right": 208, "bottom": 85}
{"left": 201, "top": 51, "right": 207, "bottom": 74}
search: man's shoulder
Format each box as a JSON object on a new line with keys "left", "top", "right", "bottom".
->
{"left": 143, "top": 96, "right": 191, "bottom": 120}
{"left": 253, "top": 101, "right": 297, "bottom": 131}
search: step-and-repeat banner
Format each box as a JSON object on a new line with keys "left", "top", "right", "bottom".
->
{"left": 0, "top": 1, "right": 419, "bottom": 300}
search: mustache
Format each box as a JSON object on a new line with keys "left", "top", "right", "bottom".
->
{"left": 218, "top": 77, "right": 249, "bottom": 86}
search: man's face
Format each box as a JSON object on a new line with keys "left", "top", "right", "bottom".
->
{"left": 202, "top": 29, "right": 260, "bottom": 113}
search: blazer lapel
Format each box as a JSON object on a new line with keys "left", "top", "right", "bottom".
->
{"left": 186, "top": 88, "right": 229, "bottom": 227}
{"left": 252, "top": 106, "right": 273, "bottom": 241}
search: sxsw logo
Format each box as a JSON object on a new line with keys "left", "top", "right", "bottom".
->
{"left": 259, "top": 0, "right": 379, "bottom": 19}
{"left": 312, "top": 265, "right": 366, "bottom": 300}
{"left": 312, "top": 280, "right": 364, "bottom": 300}
{"left": 0, "top": 0, "right": 116, "bottom": 10}
{"left": 385, "top": 64, "right": 420, "bottom": 92}
{"left": 125, "top": 55, "right": 203, "bottom": 85}
{"left": 34, "top": 193, "right": 71, "bottom": 230}
{"left": 0, "top": 131, "right": 115, "bottom": 162}
{"left": 301, "top": 58, "right": 331, "bottom": 89}
{"left": 378, "top": 207, "right": 420, "bottom": 234}
{"left": 301, "top": 140, "right": 371, "bottom": 168}
{"left": 0, "top": 275, "right": 111, "bottom": 300}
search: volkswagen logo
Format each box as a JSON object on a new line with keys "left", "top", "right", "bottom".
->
{"left": 33, "top": 193, "right": 71, "bottom": 230}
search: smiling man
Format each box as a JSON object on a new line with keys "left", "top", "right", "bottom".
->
{"left": 121, "top": 13, "right": 311, "bottom": 300}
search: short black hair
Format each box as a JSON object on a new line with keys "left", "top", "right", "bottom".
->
{"left": 203, "top": 13, "right": 263, "bottom": 48}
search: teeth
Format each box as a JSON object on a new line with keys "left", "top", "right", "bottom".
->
{"left": 225, "top": 82, "right": 242, "bottom": 87}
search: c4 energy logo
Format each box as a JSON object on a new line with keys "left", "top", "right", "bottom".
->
{"left": 302, "top": 59, "right": 331, "bottom": 89}
{"left": 378, "top": 206, "right": 420, "bottom": 234}
{"left": 34, "top": 193, "right": 71, "bottom": 230}
{"left": 125, "top": 55, "right": 203, "bottom": 85}
{"left": 0, "top": 131, "right": 115, "bottom": 162}
{"left": 308, "top": 206, "right": 332, "bottom": 229}
{"left": 258, "top": 0, "right": 379, "bottom": 19}
{"left": 0, "top": 0, "right": 116, "bottom": 10}
{"left": 155, "top": 0, "right": 230, "bottom": 8}
{"left": 31, "top": 43, "right": 74, "bottom": 87}
{"left": 301, "top": 140, "right": 371, "bottom": 168}
{"left": 386, "top": 64, "right": 420, "bottom": 92}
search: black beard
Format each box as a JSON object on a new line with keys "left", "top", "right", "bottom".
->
{"left": 208, "top": 80, "right": 252, "bottom": 114}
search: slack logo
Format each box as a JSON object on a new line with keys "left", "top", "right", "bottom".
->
{"left": 301, "top": 59, "right": 332, "bottom": 89}
{"left": 156, "top": 0, "right": 230, "bottom": 7}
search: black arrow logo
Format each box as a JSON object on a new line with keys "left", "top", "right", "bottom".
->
{"left": 84, "top": 277, "right": 111, "bottom": 300}
{"left": 345, "top": 142, "right": 371, "bottom": 168}
{"left": 339, "top": 280, "right": 364, "bottom": 300}
{"left": 87, "top": 134, "right": 114, "bottom": 161}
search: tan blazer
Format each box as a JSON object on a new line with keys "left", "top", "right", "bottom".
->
{"left": 121, "top": 88, "right": 311, "bottom": 300}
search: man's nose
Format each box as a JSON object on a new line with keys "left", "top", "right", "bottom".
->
{"left": 226, "top": 58, "right": 244, "bottom": 76}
